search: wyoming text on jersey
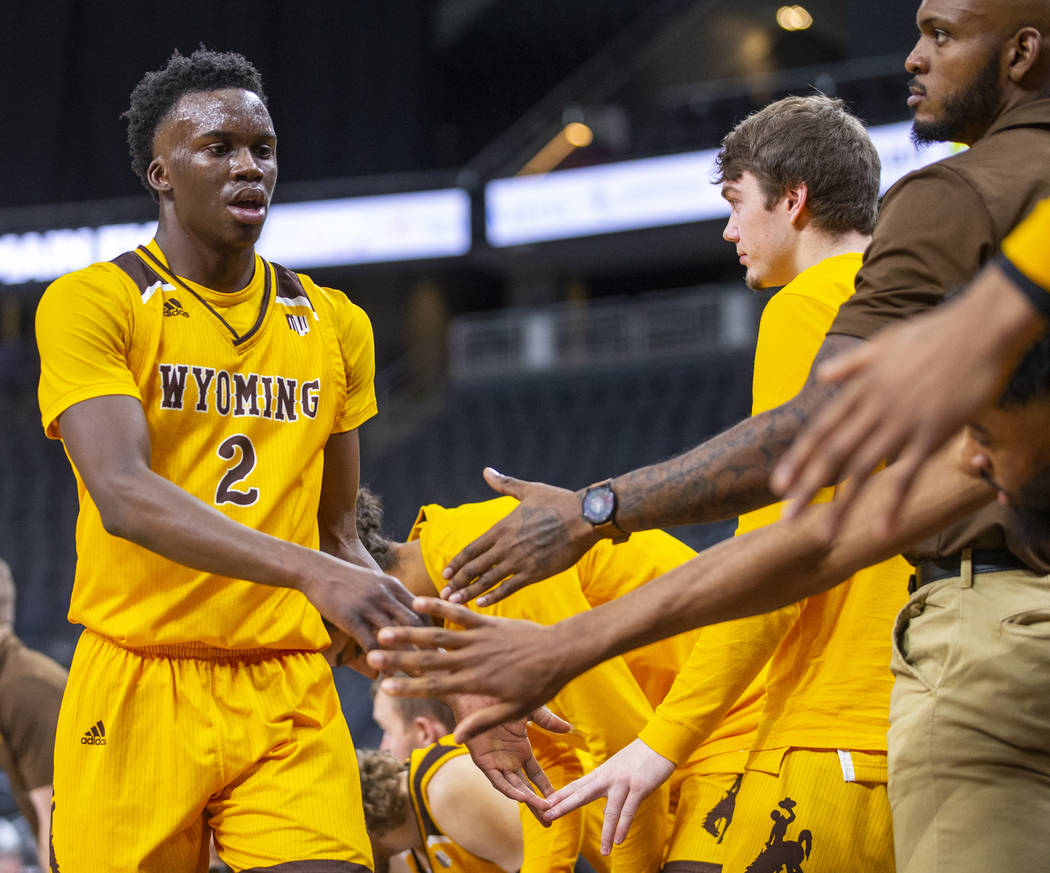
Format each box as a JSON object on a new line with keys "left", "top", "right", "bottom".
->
{"left": 158, "top": 364, "right": 322, "bottom": 421}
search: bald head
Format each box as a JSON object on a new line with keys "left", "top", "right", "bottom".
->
{"left": 0, "top": 560, "right": 13, "bottom": 627}
{"left": 992, "top": 0, "right": 1050, "bottom": 34}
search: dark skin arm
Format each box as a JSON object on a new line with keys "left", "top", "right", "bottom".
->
{"left": 773, "top": 264, "right": 1047, "bottom": 536}
{"left": 442, "top": 334, "right": 858, "bottom": 606}
{"left": 318, "top": 429, "right": 417, "bottom": 672}
{"left": 59, "top": 395, "right": 421, "bottom": 650}
{"left": 371, "top": 443, "right": 993, "bottom": 737}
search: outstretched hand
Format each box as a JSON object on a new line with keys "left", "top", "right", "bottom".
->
{"left": 439, "top": 468, "right": 599, "bottom": 606}
{"left": 453, "top": 694, "right": 570, "bottom": 820}
{"left": 542, "top": 738, "right": 675, "bottom": 855}
{"left": 367, "top": 597, "right": 576, "bottom": 740}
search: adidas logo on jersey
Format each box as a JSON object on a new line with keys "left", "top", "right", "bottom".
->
{"left": 81, "top": 720, "right": 107, "bottom": 746}
{"left": 163, "top": 297, "right": 190, "bottom": 318}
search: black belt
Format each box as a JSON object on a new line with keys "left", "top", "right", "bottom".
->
{"left": 908, "top": 548, "right": 1034, "bottom": 594}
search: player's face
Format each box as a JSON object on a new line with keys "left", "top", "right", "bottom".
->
{"left": 906, "top": 0, "right": 1006, "bottom": 146}
{"left": 150, "top": 88, "right": 277, "bottom": 251}
{"left": 373, "top": 691, "right": 421, "bottom": 762}
{"left": 962, "top": 399, "right": 1050, "bottom": 546}
{"left": 721, "top": 171, "right": 797, "bottom": 290}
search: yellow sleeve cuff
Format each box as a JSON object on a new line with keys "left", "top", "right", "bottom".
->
{"left": 1002, "top": 199, "right": 1050, "bottom": 296}
{"left": 638, "top": 709, "right": 707, "bottom": 767}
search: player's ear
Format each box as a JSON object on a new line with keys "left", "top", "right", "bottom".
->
{"left": 1007, "top": 26, "right": 1042, "bottom": 83}
{"left": 415, "top": 716, "right": 443, "bottom": 746}
{"left": 785, "top": 182, "right": 809, "bottom": 225}
{"left": 147, "top": 156, "right": 172, "bottom": 196}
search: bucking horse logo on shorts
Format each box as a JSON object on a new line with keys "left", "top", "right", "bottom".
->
{"left": 744, "top": 797, "right": 813, "bottom": 873}
{"left": 702, "top": 774, "right": 742, "bottom": 843}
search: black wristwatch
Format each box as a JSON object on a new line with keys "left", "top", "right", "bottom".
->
{"left": 581, "top": 480, "right": 630, "bottom": 544}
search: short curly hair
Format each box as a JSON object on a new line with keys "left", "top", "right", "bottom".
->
{"left": 358, "top": 749, "right": 411, "bottom": 837}
{"left": 122, "top": 47, "right": 267, "bottom": 199}
{"left": 356, "top": 487, "right": 398, "bottom": 571}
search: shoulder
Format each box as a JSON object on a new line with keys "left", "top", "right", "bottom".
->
{"left": 881, "top": 159, "right": 985, "bottom": 212}
{"left": 41, "top": 261, "right": 135, "bottom": 303}
{"left": 36, "top": 262, "right": 141, "bottom": 342}
{"left": 0, "top": 638, "right": 66, "bottom": 694}
{"left": 422, "top": 750, "right": 476, "bottom": 809}
{"left": 279, "top": 267, "right": 371, "bottom": 325}
{"left": 774, "top": 254, "right": 861, "bottom": 308}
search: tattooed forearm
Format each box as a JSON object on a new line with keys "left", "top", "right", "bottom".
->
{"left": 615, "top": 334, "right": 862, "bottom": 529}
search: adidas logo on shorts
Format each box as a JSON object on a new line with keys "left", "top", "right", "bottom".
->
{"left": 81, "top": 720, "right": 107, "bottom": 746}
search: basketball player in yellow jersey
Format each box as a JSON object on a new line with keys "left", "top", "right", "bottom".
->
{"left": 359, "top": 744, "right": 524, "bottom": 873}
{"left": 34, "top": 49, "right": 425, "bottom": 873}
{"left": 370, "top": 688, "right": 593, "bottom": 873}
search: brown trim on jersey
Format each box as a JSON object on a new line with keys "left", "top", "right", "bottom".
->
{"left": 134, "top": 245, "right": 272, "bottom": 347}
{"left": 661, "top": 862, "right": 722, "bottom": 872}
{"left": 111, "top": 250, "right": 165, "bottom": 292}
{"left": 241, "top": 863, "right": 371, "bottom": 872}
{"left": 411, "top": 741, "right": 460, "bottom": 838}
{"left": 272, "top": 262, "right": 316, "bottom": 313}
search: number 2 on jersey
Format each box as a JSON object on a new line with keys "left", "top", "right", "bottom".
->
{"left": 215, "top": 434, "right": 260, "bottom": 506}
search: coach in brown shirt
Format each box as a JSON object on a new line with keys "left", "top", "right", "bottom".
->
{"left": 0, "top": 559, "right": 67, "bottom": 870}
{"left": 832, "top": 104, "right": 1050, "bottom": 572}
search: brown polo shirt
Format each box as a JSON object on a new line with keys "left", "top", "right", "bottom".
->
{"left": 829, "top": 98, "right": 1050, "bottom": 570}
{"left": 0, "top": 630, "right": 67, "bottom": 837}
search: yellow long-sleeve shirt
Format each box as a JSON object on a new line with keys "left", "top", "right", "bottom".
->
{"left": 640, "top": 254, "right": 910, "bottom": 772}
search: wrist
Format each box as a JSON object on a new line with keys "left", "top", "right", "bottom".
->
{"left": 548, "top": 611, "right": 606, "bottom": 679}
{"left": 578, "top": 479, "right": 630, "bottom": 544}
{"left": 971, "top": 264, "right": 1046, "bottom": 355}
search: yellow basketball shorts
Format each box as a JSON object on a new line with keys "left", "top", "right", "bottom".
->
{"left": 661, "top": 771, "right": 743, "bottom": 873}
{"left": 51, "top": 630, "right": 372, "bottom": 873}
{"left": 720, "top": 748, "right": 894, "bottom": 873}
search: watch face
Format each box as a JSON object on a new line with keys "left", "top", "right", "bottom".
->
{"left": 583, "top": 485, "right": 616, "bottom": 524}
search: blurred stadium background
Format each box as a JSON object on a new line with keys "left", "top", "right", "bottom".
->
{"left": 0, "top": 0, "right": 944, "bottom": 863}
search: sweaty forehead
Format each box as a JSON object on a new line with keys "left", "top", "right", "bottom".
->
{"left": 157, "top": 88, "right": 274, "bottom": 145}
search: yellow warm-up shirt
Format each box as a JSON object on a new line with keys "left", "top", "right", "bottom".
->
{"left": 577, "top": 538, "right": 768, "bottom": 777}
{"left": 640, "top": 254, "right": 910, "bottom": 768}
{"left": 35, "top": 241, "right": 377, "bottom": 650}
{"left": 410, "top": 498, "right": 677, "bottom": 873}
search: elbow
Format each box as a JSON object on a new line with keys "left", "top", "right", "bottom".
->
{"left": 96, "top": 499, "right": 136, "bottom": 540}
{"left": 91, "top": 475, "right": 149, "bottom": 541}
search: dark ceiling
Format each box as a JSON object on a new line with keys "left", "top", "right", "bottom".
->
{"left": 0, "top": 0, "right": 921, "bottom": 211}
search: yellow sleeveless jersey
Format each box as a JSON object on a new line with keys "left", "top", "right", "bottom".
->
{"left": 35, "top": 241, "right": 377, "bottom": 649}
{"left": 406, "top": 738, "right": 508, "bottom": 873}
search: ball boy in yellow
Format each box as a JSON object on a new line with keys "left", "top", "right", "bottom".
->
{"left": 35, "top": 49, "right": 419, "bottom": 872}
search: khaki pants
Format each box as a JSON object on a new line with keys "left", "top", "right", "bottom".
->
{"left": 888, "top": 557, "right": 1050, "bottom": 873}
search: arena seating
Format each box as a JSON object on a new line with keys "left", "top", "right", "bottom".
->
{"left": 363, "top": 351, "right": 754, "bottom": 550}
